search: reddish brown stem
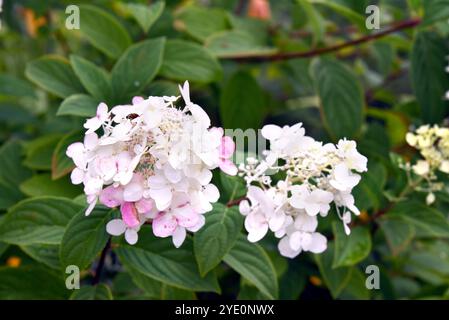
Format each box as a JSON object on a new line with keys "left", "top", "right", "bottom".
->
{"left": 229, "top": 18, "right": 421, "bottom": 62}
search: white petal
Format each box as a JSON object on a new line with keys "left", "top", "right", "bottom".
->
{"left": 261, "top": 125, "right": 282, "bottom": 140}
{"left": 149, "top": 187, "right": 172, "bottom": 210}
{"left": 305, "top": 233, "right": 327, "bottom": 253}
{"left": 70, "top": 168, "right": 84, "bottom": 185}
{"left": 125, "top": 228, "right": 138, "bottom": 245}
{"left": 203, "top": 184, "right": 220, "bottom": 203}
{"left": 278, "top": 236, "right": 301, "bottom": 258}
{"left": 172, "top": 227, "right": 187, "bottom": 248}
{"left": 106, "top": 219, "right": 126, "bottom": 236}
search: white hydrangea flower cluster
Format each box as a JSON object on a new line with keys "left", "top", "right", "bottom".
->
{"left": 66, "top": 82, "right": 237, "bottom": 247}
{"left": 238, "top": 124, "right": 368, "bottom": 258}
{"left": 404, "top": 124, "right": 449, "bottom": 204}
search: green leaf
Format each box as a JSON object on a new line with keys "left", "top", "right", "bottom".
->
{"left": 79, "top": 5, "right": 132, "bottom": 59}
{"left": 126, "top": 265, "right": 196, "bottom": 299}
{"left": 116, "top": 229, "right": 220, "bottom": 293}
{"left": 422, "top": 0, "right": 449, "bottom": 27}
{"left": 0, "top": 141, "right": 31, "bottom": 209}
{"left": 175, "top": 6, "right": 228, "bottom": 42}
{"left": 20, "top": 244, "right": 61, "bottom": 270}
{"left": 57, "top": 94, "right": 99, "bottom": 117}
{"left": 310, "top": 0, "right": 366, "bottom": 31}
{"left": 223, "top": 235, "right": 278, "bottom": 299}
{"left": 60, "top": 207, "right": 113, "bottom": 270}
{"left": 0, "top": 197, "right": 82, "bottom": 245}
{"left": 220, "top": 70, "right": 265, "bottom": 130}
{"left": 332, "top": 222, "right": 372, "bottom": 268}
{"left": 205, "top": 31, "right": 277, "bottom": 58}
{"left": 125, "top": 1, "right": 165, "bottom": 33}
{"left": 146, "top": 80, "right": 179, "bottom": 97}
{"left": 366, "top": 108, "right": 409, "bottom": 147}
{"left": 0, "top": 140, "right": 31, "bottom": 185}
{"left": 194, "top": 203, "right": 243, "bottom": 276}
{"left": 338, "top": 268, "right": 371, "bottom": 300}
{"left": 25, "top": 55, "right": 84, "bottom": 98}
{"left": 411, "top": 32, "right": 449, "bottom": 124}
{"left": 296, "top": 0, "right": 325, "bottom": 45}
{"left": 23, "top": 134, "right": 62, "bottom": 170}
{"left": 52, "top": 131, "right": 83, "bottom": 180}
{"left": 111, "top": 38, "right": 165, "bottom": 100}
{"left": 352, "top": 162, "right": 387, "bottom": 211}
{"left": 20, "top": 174, "right": 81, "bottom": 198}
{"left": 0, "top": 242, "right": 8, "bottom": 258}
{"left": 388, "top": 201, "right": 449, "bottom": 238}
{"left": 219, "top": 171, "right": 247, "bottom": 202}
{"left": 70, "top": 55, "right": 112, "bottom": 101}
{"left": 70, "top": 284, "right": 113, "bottom": 300}
{"left": 0, "top": 74, "right": 36, "bottom": 98}
{"left": 312, "top": 58, "right": 364, "bottom": 140}
{"left": 159, "top": 39, "right": 222, "bottom": 84}
{"left": 314, "top": 243, "right": 352, "bottom": 298}
{"left": 378, "top": 216, "right": 415, "bottom": 256}
{"left": 0, "top": 266, "right": 69, "bottom": 299}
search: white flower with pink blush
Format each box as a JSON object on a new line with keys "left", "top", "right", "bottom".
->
{"left": 238, "top": 123, "right": 367, "bottom": 258}
{"left": 66, "top": 81, "right": 237, "bottom": 246}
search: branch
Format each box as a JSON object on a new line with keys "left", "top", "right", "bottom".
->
{"left": 230, "top": 18, "right": 421, "bottom": 62}
{"left": 92, "top": 238, "right": 111, "bottom": 285}
{"left": 226, "top": 196, "right": 246, "bottom": 208}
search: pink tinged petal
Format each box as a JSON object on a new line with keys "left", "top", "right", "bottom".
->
{"left": 172, "top": 227, "right": 187, "bottom": 248}
{"left": 97, "top": 102, "right": 109, "bottom": 121}
{"left": 99, "top": 185, "right": 124, "bottom": 208}
{"left": 149, "top": 187, "right": 172, "bottom": 211}
{"left": 125, "top": 228, "right": 138, "bottom": 245}
{"left": 152, "top": 214, "right": 177, "bottom": 238}
{"left": 123, "top": 180, "right": 144, "bottom": 202}
{"left": 120, "top": 202, "right": 140, "bottom": 228}
{"left": 278, "top": 236, "right": 301, "bottom": 259}
{"left": 132, "top": 96, "right": 144, "bottom": 105}
{"left": 174, "top": 206, "right": 200, "bottom": 228}
{"left": 106, "top": 219, "right": 126, "bottom": 236}
{"left": 220, "top": 136, "right": 235, "bottom": 159}
{"left": 261, "top": 124, "right": 282, "bottom": 140}
{"left": 83, "top": 133, "right": 98, "bottom": 150}
{"left": 164, "top": 165, "right": 182, "bottom": 184}
{"left": 70, "top": 168, "right": 84, "bottom": 185}
{"left": 135, "top": 198, "right": 153, "bottom": 214}
{"left": 219, "top": 159, "right": 238, "bottom": 176}
{"left": 203, "top": 184, "right": 220, "bottom": 203}
{"left": 187, "top": 214, "right": 205, "bottom": 232}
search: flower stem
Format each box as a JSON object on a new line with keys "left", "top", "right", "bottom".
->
{"left": 92, "top": 238, "right": 111, "bottom": 285}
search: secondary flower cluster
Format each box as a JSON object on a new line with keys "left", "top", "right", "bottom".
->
{"left": 404, "top": 124, "right": 449, "bottom": 204}
{"left": 66, "top": 81, "right": 236, "bottom": 247}
{"left": 238, "top": 124, "right": 368, "bottom": 258}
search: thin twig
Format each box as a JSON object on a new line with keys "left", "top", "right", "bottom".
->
{"left": 92, "top": 238, "right": 111, "bottom": 285}
{"left": 229, "top": 18, "right": 421, "bottom": 62}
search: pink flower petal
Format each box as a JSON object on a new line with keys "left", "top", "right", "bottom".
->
{"left": 132, "top": 96, "right": 144, "bottom": 105}
{"left": 220, "top": 136, "right": 235, "bottom": 159}
{"left": 135, "top": 198, "right": 153, "bottom": 214}
{"left": 219, "top": 159, "right": 238, "bottom": 176}
{"left": 152, "top": 213, "right": 177, "bottom": 238}
{"left": 174, "top": 206, "right": 199, "bottom": 228}
{"left": 99, "top": 185, "right": 124, "bottom": 208}
{"left": 120, "top": 202, "right": 140, "bottom": 228}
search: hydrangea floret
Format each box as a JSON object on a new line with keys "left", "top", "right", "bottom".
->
{"left": 238, "top": 124, "right": 368, "bottom": 258}
{"left": 66, "top": 81, "right": 237, "bottom": 247}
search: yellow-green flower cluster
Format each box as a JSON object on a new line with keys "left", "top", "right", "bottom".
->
{"left": 406, "top": 125, "right": 449, "bottom": 176}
